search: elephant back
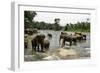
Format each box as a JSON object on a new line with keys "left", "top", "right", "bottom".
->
{"left": 36, "top": 34, "right": 45, "bottom": 43}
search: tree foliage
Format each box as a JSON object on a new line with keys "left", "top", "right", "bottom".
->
{"left": 24, "top": 11, "right": 37, "bottom": 29}
{"left": 64, "top": 21, "right": 90, "bottom": 32}
{"left": 24, "top": 11, "right": 90, "bottom": 32}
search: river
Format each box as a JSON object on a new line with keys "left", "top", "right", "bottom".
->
{"left": 39, "top": 30, "right": 90, "bottom": 58}
{"left": 24, "top": 30, "right": 90, "bottom": 61}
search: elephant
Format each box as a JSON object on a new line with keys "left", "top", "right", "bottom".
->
{"left": 32, "top": 29, "right": 38, "bottom": 34}
{"left": 75, "top": 32, "right": 82, "bottom": 35}
{"left": 59, "top": 32, "right": 68, "bottom": 46}
{"left": 31, "top": 34, "right": 45, "bottom": 52}
{"left": 59, "top": 32, "right": 87, "bottom": 47}
{"left": 74, "top": 32, "right": 86, "bottom": 41}
{"left": 60, "top": 32, "right": 68, "bottom": 35}
{"left": 31, "top": 33, "right": 52, "bottom": 52}
{"left": 74, "top": 32, "right": 83, "bottom": 41}
{"left": 24, "top": 28, "right": 33, "bottom": 35}
{"left": 43, "top": 33, "right": 52, "bottom": 51}
{"left": 43, "top": 38, "right": 50, "bottom": 51}
{"left": 62, "top": 35, "right": 77, "bottom": 46}
{"left": 48, "top": 33, "right": 52, "bottom": 38}
{"left": 59, "top": 32, "right": 77, "bottom": 47}
{"left": 24, "top": 28, "right": 38, "bottom": 49}
{"left": 82, "top": 34, "right": 86, "bottom": 40}
{"left": 25, "top": 28, "right": 38, "bottom": 35}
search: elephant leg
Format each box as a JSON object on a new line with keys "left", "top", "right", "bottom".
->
{"left": 61, "top": 39, "right": 65, "bottom": 47}
{"left": 45, "top": 43, "right": 50, "bottom": 51}
{"left": 37, "top": 45, "right": 40, "bottom": 52}
{"left": 81, "top": 37, "right": 83, "bottom": 41}
{"left": 34, "top": 45, "right": 37, "bottom": 51}
{"left": 73, "top": 39, "right": 77, "bottom": 45}
{"left": 84, "top": 36, "right": 86, "bottom": 40}
{"left": 47, "top": 44, "right": 50, "bottom": 50}
{"left": 40, "top": 43, "right": 44, "bottom": 52}
{"left": 74, "top": 39, "right": 77, "bottom": 45}
{"left": 32, "top": 42, "right": 37, "bottom": 52}
{"left": 69, "top": 40, "right": 72, "bottom": 46}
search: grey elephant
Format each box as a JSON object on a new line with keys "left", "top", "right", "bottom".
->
{"left": 59, "top": 32, "right": 77, "bottom": 47}
{"left": 31, "top": 34, "right": 45, "bottom": 52}
{"left": 31, "top": 33, "right": 52, "bottom": 52}
{"left": 24, "top": 28, "right": 38, "bottom": 49}
{"left": 25, "top": 28, "right": 38, "bottom": 35}
{"left": 74, "top": 32, "right": 86, "bottom": 41}
{"left": 43, "top": 33, "right": 52, "bottom": 51}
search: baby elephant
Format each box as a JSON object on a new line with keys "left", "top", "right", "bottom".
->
{"left": 43, "top": 33, "right": 52, "bottom": 51}
{"left": 43, "top": 38, "right": 50, "bottom": 51}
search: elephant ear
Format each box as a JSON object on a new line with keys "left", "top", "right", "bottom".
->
{"left": 48, "top": 34, "right": 52, "bottom": 38}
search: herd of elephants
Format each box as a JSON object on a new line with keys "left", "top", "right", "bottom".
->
{"left": 24, "top": 28, "right": 87, "bottom": 53}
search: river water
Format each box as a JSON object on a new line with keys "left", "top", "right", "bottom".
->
{"left": 39, "top": 30, "right": 90, "bottom": 58}
{"left": 24, "top": 30, "right": 90, "bottom": 61}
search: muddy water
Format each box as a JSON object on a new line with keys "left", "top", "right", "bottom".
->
{"left": 24, "top": 30, "right": 90, "bottom": 61}
{"left": 39, "top": 30, "right": 90, "bottom": 58}
{"left": 40, "top": 30, "right": 90, "bottom": 48}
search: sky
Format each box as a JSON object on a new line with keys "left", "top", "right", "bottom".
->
{"left": 33, "top": 11, "right": 90, "bottom": 26}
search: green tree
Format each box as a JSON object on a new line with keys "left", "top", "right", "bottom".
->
{"left": 64, "top": 23, "right": 69, "bottom": 31}
{"left": 53, "top": 18, "right": 60, "bottom": 30}
{"left": 24, "top": 11, "right": 37, "bottom": 29}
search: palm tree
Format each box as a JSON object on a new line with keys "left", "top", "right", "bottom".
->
{"left": 54, "top": 18, "right": 60, "bottom": 30}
